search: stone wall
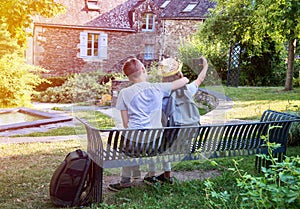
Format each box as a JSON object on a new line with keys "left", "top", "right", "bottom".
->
{"left": 34, "top": 26, "right": 162, "bottom": 76}
{"left": 33, "top": 18, "right": 202, "bottom": 76}
{"left": 34, "top": 27, "right": 86, "bottom": 75}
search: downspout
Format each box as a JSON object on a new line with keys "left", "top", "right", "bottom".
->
{"left": 32, "top": 24, "right": 35, "bottom": 65}
{"left": 160, "top": 19, "right": 166, "bottom": 61}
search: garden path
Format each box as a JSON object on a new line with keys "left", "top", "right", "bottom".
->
{"left": 0, "top": 89, "right": 236, "bottom": 190}
{"left": 0, "top": 88, "right": 239, "bottom": 141}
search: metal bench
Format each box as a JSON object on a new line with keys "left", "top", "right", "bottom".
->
{"left": 79, "top": 109, "right": 300, "bottom": 203}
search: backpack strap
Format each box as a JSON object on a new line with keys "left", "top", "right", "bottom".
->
{"left": 164, "top": 86, "right": 200, "bottom": 127}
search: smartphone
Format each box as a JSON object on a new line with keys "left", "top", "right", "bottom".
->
{"left": 192, "top": 58, "right": 203, "bottom": 73}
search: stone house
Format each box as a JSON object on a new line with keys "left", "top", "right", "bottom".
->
{"left": 27, "top": 0, "right": 215, "bottom": 76}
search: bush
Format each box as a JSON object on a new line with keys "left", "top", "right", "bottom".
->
{"left": 0, "top": 22, "right": 46, "bottom": 108}
{"left": 180, "top": 37, "right": 228, "bottom": 85}
{"left": 34, "top": 71, "right": 113, "bottom": 103}
{"left": 34, "top": 76, "right": 69, "bottom": 92}
{"left": 204, "top": 129, "right": 300, "bottom": 209}
{"left": 293, "top": 70, "right": 300, "bottom": 87}
{"left": 285, "top": 110, "right": 300, "bottom": 146}
{"left": 0, "top": 53, "right": 46, "bottom": 107}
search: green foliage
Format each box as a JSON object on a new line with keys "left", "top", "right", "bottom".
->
{"left": 203, "top": 128, "right": 300, "bottom": 209}
{"left": 181, "top": 0, "right": 300, "bottom": 87}
{"left": 0, "top": 22, "right": 20, "bottom": 59}
{"left": 0, "top": 53, "right": 46, "bottom": 108}
{"left": 34, "top": 76, "right": 69, "bottom": 92}
{"left": 237, "top": 156, "right": 300, "bottom": 209}
{"left": 293, "top": 70, "right": 300, "bottom": 87}
{"left": 34, "top": 71, "right": 113, "bottom": 103}
{"left": 286, "top": 111, "right": 300, "bottom": 146}
{"left": 0, "top": 0, "right": 65, "bottom": 46}
{"left": 180, "top": 37, "right": 228, "bottom": 83}
{"left": 0, "top": 1, "right": 65, "bottom": 107}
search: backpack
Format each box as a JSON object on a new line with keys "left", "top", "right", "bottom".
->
{"left": 163, "top": 87, "right": 200, "bottom": 127}
{"left": 49, "top": 149, "right": 94, "bottom": 207}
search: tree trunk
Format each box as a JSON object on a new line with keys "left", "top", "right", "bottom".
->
{"left": 284, "top": 39, "right": 295, "bottom": 91}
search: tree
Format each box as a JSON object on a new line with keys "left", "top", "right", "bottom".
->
{"left": 0, "top": 53, "right": 47, "bottom": 108}
{"left": 254, "top": 0, "right": 299, "bottom": 90}
{"left": 0, "top": 1, "right": 65, "bottom": 107}
{"left": 189, "top": 0, "right": 299, "bottom": 90}
{"left": 0, "top": 22, "right": 20, "bottom": 59}
{"left": 0, "top": 0, "right": 65, "bottom": 46}
{"left": 0, "top": 23, "right": 47, "bottom": 107}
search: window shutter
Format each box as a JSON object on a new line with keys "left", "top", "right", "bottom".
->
{"left": 80, "top": 32, "right": 88, "bottom": 57}
{"left": 99, "top": 33, "right": 108, "bottom": 59}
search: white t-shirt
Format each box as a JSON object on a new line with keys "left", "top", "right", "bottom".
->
{"left": 116, "top": 82, "right": 172, "bottom": 128}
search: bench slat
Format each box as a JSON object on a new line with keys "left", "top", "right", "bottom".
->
{"left": 78, "top": 109, "right": 300, "bottom": 203}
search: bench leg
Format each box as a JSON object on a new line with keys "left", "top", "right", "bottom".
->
{"left": 255, "top": 155, "right": 263, "bottom": 173}
{"left": 91, "top": 160, "right": 103, "bottom": 203}
{"left": 255, "top": 150, "right": 286, "bottom": 173}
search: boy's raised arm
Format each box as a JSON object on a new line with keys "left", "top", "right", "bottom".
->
{"left": 171, "top": 77, "right": 189, "bottom": 90}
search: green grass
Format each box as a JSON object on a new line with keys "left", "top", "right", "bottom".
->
{"left": 1, "top": 140, "right": 299, "bottom": 209}
{"left": 12, "top": 109, "right": 115, "bottom": 137}
{"left": 13, "top": 86, "right": 300, "bottom": 137}
{"left": 212, "top": 86, "right": 300, "bottom": 120}
{"left": 0, "top": 140, "right": 83, "bottom": 209}
{"left": 1, "top": 86, "right": 300, "bottom": 208}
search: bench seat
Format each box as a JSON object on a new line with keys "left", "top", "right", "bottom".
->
{"left": 79, "top": 109, "right": 300, "bottom": 203}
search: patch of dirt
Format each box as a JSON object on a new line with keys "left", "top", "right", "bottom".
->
{"left": 102, "top": 169, "right": 222, "bottom": 194}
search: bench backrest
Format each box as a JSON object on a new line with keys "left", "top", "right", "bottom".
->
{"left": 260, "top": 109, "right": 300, "bottom": 122}
{"left": 190, "top": 120, "right": 294, "bottom": 160}
{"left": 80, "top": 110, "right": 300, "bottom": 168}
{"left": 104, "top": 126, "right": 199, "bottom": 157}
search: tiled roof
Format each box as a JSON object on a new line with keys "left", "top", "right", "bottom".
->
{"left": 34, "top": 0, "right": 128, "bottom": 26}
{"left": 85, "top": 0, "right": 139, "bottom": 29}
{"left": 85, "top": 0, "right": 165, "bottom": 29}
{"left": 35, "top": 0, "right": 215, "bottom": 28}
{"left": 160, "top": 0, "right": 216, "bottom": 19}
{"left": 85, "top": 0, "right": 214, "bottom": 29}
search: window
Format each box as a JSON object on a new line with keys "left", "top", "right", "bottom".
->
{"left": 160, "top": 0, "right": 171, "bottom": 8}
{"left": 142, "top": 13, "right": 155, "bottom": 32}
{"left": 80, "top": 32, "right": 107, "bottom": 59}
{"left": 182, "top": 2, "right": 197, "bottom": 12}
{"left": 86, "top": 0, "right": 100, "bottom": 11}
{"left": 87, "top": 33, "right": 99, "bottom": 56}
{"left": 144, "top": 45, "right": 154, "bottom": 60}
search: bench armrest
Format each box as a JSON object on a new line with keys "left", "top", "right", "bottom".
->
{"left": 76, "top": 117, "right": 104, "bottom": 167}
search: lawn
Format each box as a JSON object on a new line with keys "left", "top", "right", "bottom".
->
{"left": 1, "top": 141, "right": 299, "bottom": 209}
{"left": 12, "top": 86, "right": 300, "bottom": 137}
{"left": 0, "top": 86, "right": 299, "bottom": 208}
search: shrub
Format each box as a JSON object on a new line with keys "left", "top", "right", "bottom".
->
{"left": 0, "top": 53, "right": 46, "bottom": 107}
{"left": 0, "top": 22, "right": 46, "bottom": 108}
{"left": 34, "top": 71, "right": 113, "bottom": 104}
{"left": 204, "top": 127, "right": 300, "bottom": 209}
{"left": 34, "top": 75, "right": 69, "bottom": 92}
{"left": 285, "top": 110, "right": 300, "bottom": 146}
{"left": 180, "top": 37, "right": 228, "bottom": 85}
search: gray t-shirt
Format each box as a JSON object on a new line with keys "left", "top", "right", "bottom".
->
{"left": 116, "top": 81, "right": 172, "bottom": 128}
